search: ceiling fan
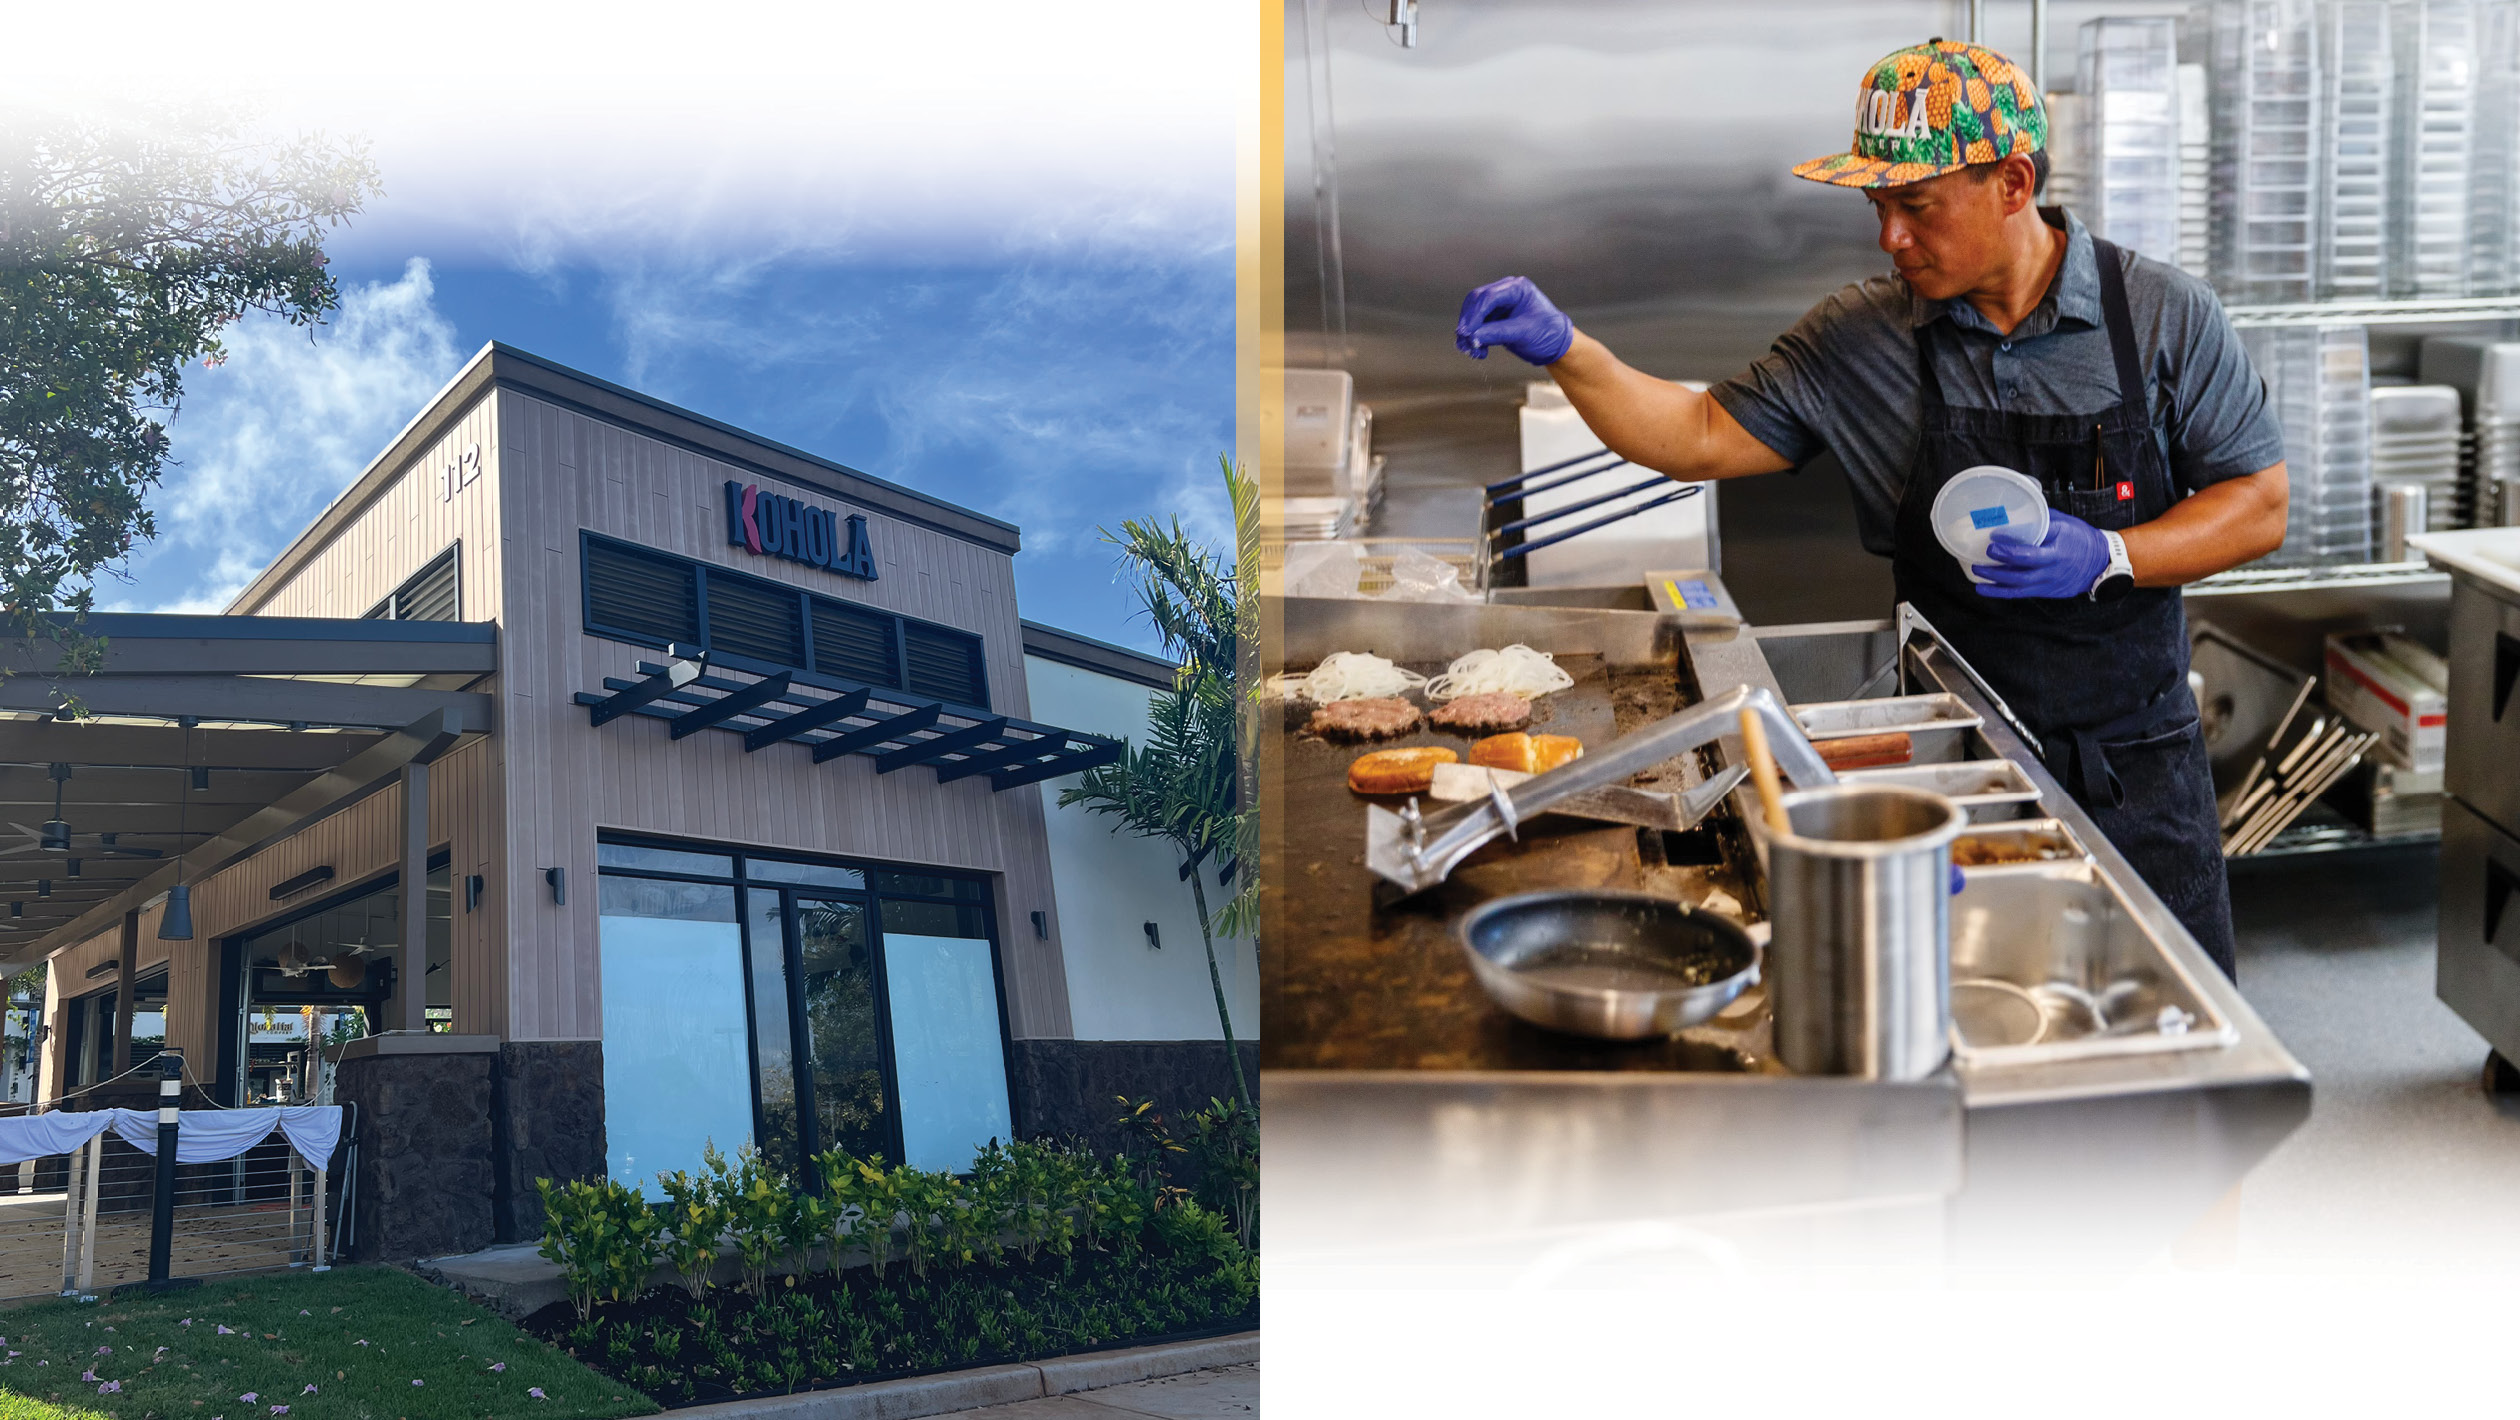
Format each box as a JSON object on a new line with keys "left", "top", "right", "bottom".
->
{"left": 0, "top": 765, "right": 165, "bottom": 860}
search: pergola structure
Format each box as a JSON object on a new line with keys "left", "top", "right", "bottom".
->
{"left": 576, "top": 645, "right": 1124, "bottom": 789}
{"left": 0, "top": 614, "right": 496, "bottom": 1074}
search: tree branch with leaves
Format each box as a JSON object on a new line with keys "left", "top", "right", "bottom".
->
{"left": 1, "top": 104, "right": 378, "bottom": 672}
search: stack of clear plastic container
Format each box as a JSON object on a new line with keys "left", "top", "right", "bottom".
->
{"left": 2316, "top": 0, "right": 2393, "bottom": 298}
{"left": 2044, "top": 91, "right": 2088, "bottom": 217}
{"left": 2177, "top": 62, "right": 2213, "bottom": 279}
{"left": 2391, "top": 0, "right": 2478, "bottom": 297}
{"left": 2368, "top": 385, "right": 2465, "bottom": 530}
{"left": 2207, "top": 0, "right": 2320, "bottom": 302}
{"left": 2422, "top": 337, "right": 2520, "bottom": 524}
{"left": 2080, "top": 18, "right": 2184, "bottom": 265}
{"left": 2244, "top": 323, "right": 2374, "bottom": 563}
{"left": 2471, "top": 1, "right": 2520, "bottom": 296}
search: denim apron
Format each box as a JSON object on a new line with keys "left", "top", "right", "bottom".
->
{"left": 1889, "top": 238, "right": 2236, "bottom": 976}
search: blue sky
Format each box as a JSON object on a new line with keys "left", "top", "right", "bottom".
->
{"left": 17, "top": 4, "right": 1244, "bottom": 654}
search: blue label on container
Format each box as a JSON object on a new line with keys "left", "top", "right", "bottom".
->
{"left": 1968, "top": 505, "right": 2010, "bottom": 530}
{"left": 1673, "top": 578, "right": 1718, "bottom": 609}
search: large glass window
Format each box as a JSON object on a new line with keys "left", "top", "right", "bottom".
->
{"left": 599, "top": 877, "right": 753, "bottom": 1192}
{"left": 63, "top": 971, "right": 169, "bottom": 1088}
{"left": 879, "top": 901, "right": 1013, "bottom": 1174}
{"left": 596, "top": 837, "right": 1011, "bottom": 1181}
{"left": 231, "top": 864, "right": 451, "bottom": 1105}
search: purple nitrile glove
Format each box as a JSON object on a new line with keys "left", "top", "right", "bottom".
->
{"left": 1973, "top": 510, "right": 2110, "bottom": 600}
{"left": 1455, "top": 276, "right": 1574, "bottom": 366}
{"left": 1949, "top": 864, "right": 1966, "bottom": 896}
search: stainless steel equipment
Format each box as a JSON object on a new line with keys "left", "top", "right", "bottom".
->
{"left": 1265, "top": 586, "right": 2311, "bottom": 1267}
{"left": 2408, "top": 529, "right": 2520, "bottom": 1081}
{"left": 2379, "top": 482, "right": 2429, "bottom": 560}
{"left": 1838, "top": 759, "right": 2042, "bottom": 822}
{"left": 1947, "top": 858, "right": 2236, "bottom": 1067}
{"left": 1454, "top": 890, "right": 1760, "bottom": 1039}
{"left": 1365, "top": 681, "right": 1834, "bottom": 894}
{"left": 1761, "top": 783, "right": 1965, "bottom": 1081}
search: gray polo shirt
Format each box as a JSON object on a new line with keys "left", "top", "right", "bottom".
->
{"left": 1710, "top": 208, "right": 2285, "bottom": 557}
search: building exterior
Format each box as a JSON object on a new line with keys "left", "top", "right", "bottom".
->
{"left": 19, "top": 343, "right": 1254, "bottom": 1253}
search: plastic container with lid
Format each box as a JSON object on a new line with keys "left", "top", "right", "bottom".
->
{"left": 1931, "top": 466, "right": 2051, "bottom": 583}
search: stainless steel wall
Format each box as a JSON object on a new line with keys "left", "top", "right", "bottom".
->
{"left": 1286, "top": 0, "right": 2208, "bottom": 395}
{"left": 1282, "top": 0, "right": 2204, "bottom": 623}
{"left": 1289, "top": 0, "right": 1965, "bottom": 394}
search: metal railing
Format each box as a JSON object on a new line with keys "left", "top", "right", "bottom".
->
{"left": 0, "top": 1053, "right": 339, "bottom": 1300}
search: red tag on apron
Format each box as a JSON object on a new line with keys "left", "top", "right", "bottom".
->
{"left": 2115, "top": 480, "right": 2134, "bottom": 502}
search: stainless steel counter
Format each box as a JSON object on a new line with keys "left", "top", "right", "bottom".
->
{"left": 1263, "top": 585, "right": 2311, "bottom": 1265}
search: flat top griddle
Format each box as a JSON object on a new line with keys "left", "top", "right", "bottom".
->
{"left": 1258, "top": 650, "right": 1780, "bottom": 1073}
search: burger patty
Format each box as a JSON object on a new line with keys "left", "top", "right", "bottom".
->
{"left": 1429, "top": 691, "right": 1532, "bottom": 734}
{"left": 1307, "top": 696, "right": 1423, "bottom": 740}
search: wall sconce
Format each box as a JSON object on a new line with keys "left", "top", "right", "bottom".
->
{"left": 544, "top": 867, "right": 566, "bottom": 906}
{"left": 1030, "top": 911, "right": 1047, "bottom": 940}
{"left": 466, "top": 874, "right": 485, "bottom": 912}
{"left": 1142, "top": 921, "right": 1161, "bottom": 951}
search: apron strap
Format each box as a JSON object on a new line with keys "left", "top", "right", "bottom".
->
{"left": 2088, "top": 238, "right": 2150, "bottom": 422}
{"left": 2056, "top": 726, "right": 2122, "bottom": 808}
{"left": 1912, "top": 312, "right": 1950, "bottom": 412}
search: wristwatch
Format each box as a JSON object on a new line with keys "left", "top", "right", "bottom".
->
{"left": 2089, "top": 530, "right": 2135, "bottom": 602}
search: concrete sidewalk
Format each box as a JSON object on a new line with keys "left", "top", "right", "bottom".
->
{"left": 667, "top": 1334, "right": 1257, "bottom": 1420}
{"left": 928, "top": 1363, "right": 1255, "bottom": 1418}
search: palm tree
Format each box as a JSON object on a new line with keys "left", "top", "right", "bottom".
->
{"left": 1059, "top": 456, "right": 1258, "bottom": 1112}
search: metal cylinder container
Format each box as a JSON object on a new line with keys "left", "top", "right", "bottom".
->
{"left": 2378, "top": 483, "right": 2427, "bottom": 560}
{"left": 1762, "top": 783, "right": 1966, "bottom": 1080}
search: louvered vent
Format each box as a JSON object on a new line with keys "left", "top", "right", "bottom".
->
{"left": 903, "top": 622, "right": 986, "bottom": 707}
{"left": 702, "top": 572, "right": 804, "bottom": 665}
{"left": 366, "top": 546, "right": 461, "bottom": 621}
{"left": 585, "top": 540, "right": 699, "bottom": 646}
{"left": 810, "top": 597, "right": 899, "bottom": 687}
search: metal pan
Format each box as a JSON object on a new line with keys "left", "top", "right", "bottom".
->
{"left": 1454, "top": 890, "right": 1761, "bottom": 1040}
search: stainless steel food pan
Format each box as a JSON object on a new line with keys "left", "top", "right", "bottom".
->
{"left": 1839, "top": 758, "right": 2043, "bottom": 822}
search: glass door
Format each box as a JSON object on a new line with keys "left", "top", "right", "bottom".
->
{"left": 796, "top": 896, "right": 889, "bottom": 1164}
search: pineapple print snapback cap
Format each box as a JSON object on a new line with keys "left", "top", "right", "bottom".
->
{"left": 1793, "top": 39, "right": 2047, "bottom": 189}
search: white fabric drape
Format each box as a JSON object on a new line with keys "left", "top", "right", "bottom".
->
{"left": 0, "top": 1111, "right": 118, "bottom": 1165}
{"left": 106, "top": 1105, "right": 343, "bottom": 1169}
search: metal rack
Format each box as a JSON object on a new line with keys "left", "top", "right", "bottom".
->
{"left": 2223, "top": 295, "right": 2520, "bottom": 327}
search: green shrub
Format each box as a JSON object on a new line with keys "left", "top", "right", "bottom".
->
{"left": 708, "top": 1144, "right": 791, "bottom": 1296}
{"left": 536, "top": 1175, "right": 664, "bottom": 1321}
{"left": 657, "top": 1164, "right": 731, "bottom": 1300}
{"left": 1113, "top": 1095, "right": 1186, "bottom": 1193}
{"left": 1183, "top": 1095, "right": 1259, "bottom": 1249}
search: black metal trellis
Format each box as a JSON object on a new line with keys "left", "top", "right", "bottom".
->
{"left": 575, "top": 651, "right": 1124, "bottom": 790}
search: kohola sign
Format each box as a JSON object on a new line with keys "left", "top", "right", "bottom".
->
{"left": 725, "top": 481, "right": 877, "bottom": 580}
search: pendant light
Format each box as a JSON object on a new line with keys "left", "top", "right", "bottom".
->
{"left": 158, "top": 720, "right": 195, "bottom": 941}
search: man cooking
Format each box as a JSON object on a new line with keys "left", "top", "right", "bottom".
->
{"left": 1454, "top": 39, "right": 2286, "bottom": 978}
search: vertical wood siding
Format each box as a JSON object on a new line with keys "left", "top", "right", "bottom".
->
{"left": 46, "top": 394, "right": 522, "bottom": 1085}
{"left": 495, "top": 390, "right": 1073, "bottom": 1042}
{"left": 42, "top": 376, "right": 1076, "bottom": 1091}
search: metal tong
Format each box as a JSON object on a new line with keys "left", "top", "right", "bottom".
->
{"left": 1365, "top": 683, "right": 1837, "bottom": 894}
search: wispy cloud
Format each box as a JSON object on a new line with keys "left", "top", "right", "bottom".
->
{"left": 567, "top": 224, "right": 1237, "bottom": 646}
{"left": 102, "top": 259, "right": 463, "bottom": 613}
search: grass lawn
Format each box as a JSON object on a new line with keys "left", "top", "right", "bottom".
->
{"left": 0, "top": 1267, "right": 654, "bottom": 1420}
